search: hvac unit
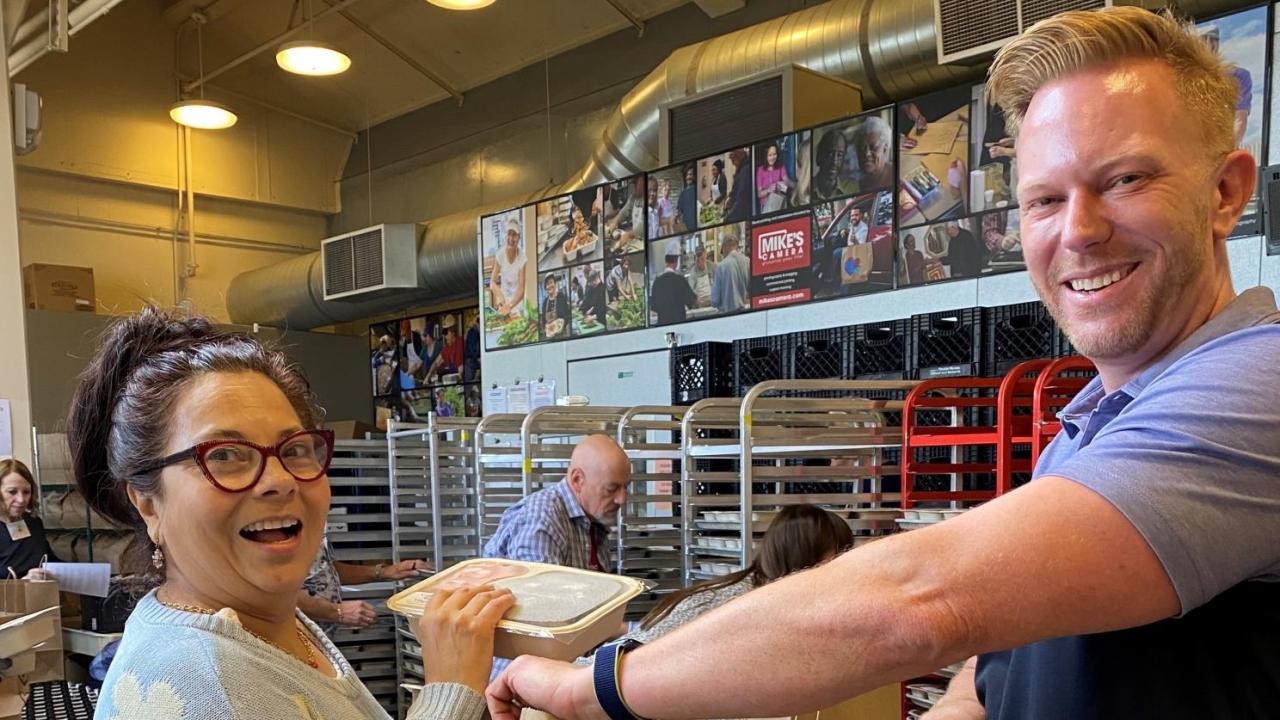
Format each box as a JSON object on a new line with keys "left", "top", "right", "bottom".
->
{"left": 321, "top": 224, "right": 419, "bottom": 301}
{"left": 934, "top": 0, "right": 1113, "bottom": 65}
{"left": 659, "top": 65, "right": 863, "bottom": 166}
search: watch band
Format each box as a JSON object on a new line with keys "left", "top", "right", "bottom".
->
{"left": 593, "top": 639, "right": 644, "bottom": 720}
{"left": 374, "top": 563, "right": 384, "bottom": 580}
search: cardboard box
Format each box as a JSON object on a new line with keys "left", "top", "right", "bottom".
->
{"left": 23, "top": 264, "right": 94, "bottom": 313}
{"left": 0, "top": 675, "right": 29, "bottom": 720}
{"left": 324, "top": 420, "right": 374, "bottom": 439}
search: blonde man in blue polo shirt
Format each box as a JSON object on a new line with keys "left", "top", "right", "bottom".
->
{"left": 489, "top": 9, "right": 1280, "bottom": 720}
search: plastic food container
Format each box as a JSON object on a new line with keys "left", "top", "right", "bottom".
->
{"left": 388, "top": 559, "right": 644, "bottom": 661}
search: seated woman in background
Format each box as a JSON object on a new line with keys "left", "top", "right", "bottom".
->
{"left": 0, "top": 459, "right": 57, "bottom": 579}
{"left": 581, "top": 504, "right": 853, "bottom": 657}
{"left": 69, "top": 306, "right": 514, "bottom": 720}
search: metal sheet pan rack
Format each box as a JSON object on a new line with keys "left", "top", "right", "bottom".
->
{"left": 615, "top": 406, "right": 685, "bottom": 618}
{"left": 681, "top": 380, "right": 917, "bottom": 585}
{"left": 474, "top": 414, "right": 528, "bottom": 548}
{"left": 326, "top": 437, "right": 400, "bottom": 715}
{"left": 386, "top": 417, "right": 482, "bottom": 715}
{"left": 519, "top": 406, "right": 628, "bottom": 496}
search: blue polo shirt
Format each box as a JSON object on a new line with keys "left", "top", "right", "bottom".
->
{"left": 977, "top": 287, "right": 1280, "bottom": 718}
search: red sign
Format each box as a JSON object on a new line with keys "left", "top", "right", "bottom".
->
{"left": 752, "top": 215, "right": 810, "bottom": 275}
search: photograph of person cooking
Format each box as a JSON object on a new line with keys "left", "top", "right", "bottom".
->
{"left": 646, "top": 224, "right": 750, "bottom": 326}
{"left": 602, "top": 176, "right": 647, "bottom": 257}
{"left": 483, "top": 208, "right": 539, "bottom": 349}
{"left": 536, "top": 189, "right": 604, "bottom": 273}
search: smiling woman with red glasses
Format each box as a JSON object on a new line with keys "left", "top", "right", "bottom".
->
{"left": 69, "top": 306, "right": 514, "bottom": 720}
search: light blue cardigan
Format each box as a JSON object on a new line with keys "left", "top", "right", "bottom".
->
{"left": 95, "top": 591, "right": 486, "bottom": 720}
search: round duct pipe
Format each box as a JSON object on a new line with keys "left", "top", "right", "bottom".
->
{"left": 227, "top": 0, "right": 1254, "bottom": 328}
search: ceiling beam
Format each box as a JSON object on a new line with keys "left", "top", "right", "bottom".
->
{"left": 181, "top": 0, "right": 366, "bottom": 93}
{"left": 602, "top": 0, "right": 644, "bottom": 36}
{"left": 178, "top": 72, "right": 360, "bottom": 140}
{"left": 694, "top": 0, "right": 746, "bottom": 19}
{"left": 2, "top": 0, "right": 32, "bottom": 47}
{"left": 319, "top": 0, "right": 465, "bottom": 105}
{"left": 162, "top": 0, "right": 237, "bottom": 26}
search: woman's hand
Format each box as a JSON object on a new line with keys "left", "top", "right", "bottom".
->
{"left": 418, "top": 585, "right": 516, "bottom": 696}
{"left": 381, "top": 559, "right": 433, "bottom": 580}
{"left": 337, "top": 600, "right": 378, "bottom": 628}
{"left": 487, "top": 656, "right": 603, "bottom": 720}
{"left": 24, "top": 568, "right": 49, "bottom": 581}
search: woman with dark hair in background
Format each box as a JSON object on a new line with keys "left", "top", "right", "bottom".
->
{"left": 0, "top": 458, "right": 57, "bottom": 579}
{"left": 724, "top": 149, "right": 753, "bottom": 223}
{"left": 71, "top": 306, "right": 514, "bottom": 719}
{"left": 577, "top": 504, "right": 854, "bottom": 659}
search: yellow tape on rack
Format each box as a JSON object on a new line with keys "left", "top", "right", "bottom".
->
{"left": 523, "top": 458, "right": 532, "bottom": 473}
{"left": 744, "top": 414, "right": 753, "bottom": 428}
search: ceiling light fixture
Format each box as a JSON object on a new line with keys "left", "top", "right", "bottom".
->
{"left": 427, "top": 0, "right": 497, "bottom": 9}
{"left": 171, "top": 16, "right": 237, "bottom": 129}
{"left": 276, "top": 41, "right": 352, "bottom": 76}
{"left": 169, "top": 99, "right": 239, "bottom": 130}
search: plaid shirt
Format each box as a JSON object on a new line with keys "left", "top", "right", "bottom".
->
{"left": 483, "top": 478, "right": 610, "bottom": 570}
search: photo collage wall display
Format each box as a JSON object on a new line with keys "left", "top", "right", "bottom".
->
{"left": 1199, "top": 3, "right": 1270, "bottom": 239}
{"left": 481, "top": 172, "right": 650, "bottom": 348}
{"left": 895, "top": 83, "right": 1027, "bottom": 288}
{"left": 370, "top": 308, "right": 483, "bottom": 428}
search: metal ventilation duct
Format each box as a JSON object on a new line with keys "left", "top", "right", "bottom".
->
{"left": 226, "top": 0, "right": 1251, "bottom": 329}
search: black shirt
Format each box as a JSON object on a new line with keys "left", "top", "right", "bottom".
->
{"left": 649, "top": 270, "right": 697, "bottom": 325}
{"left": 725, "top": 163, "right": 753, "bottom": 223}
{"left": 944, "top": 228, "right": 984, "bottom": 278}
{"left": 582, "top": 281, "right": 607, "bottom": 326}
{"left": 542, "top": 292, "right": 570, "bottom": 339}
{"left": 978, "top": 581, "right": 1280, "bottom": 718}
{"left": 0, "top": 514, "right": 54, "bottom": 578}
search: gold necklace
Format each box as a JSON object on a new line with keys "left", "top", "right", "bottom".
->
{"left": 158, "top": 598, "right": 320, "bottom": 670}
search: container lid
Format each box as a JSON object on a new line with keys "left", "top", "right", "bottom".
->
{"left": 388, "top": 559, "right": 645, "bottom": 640}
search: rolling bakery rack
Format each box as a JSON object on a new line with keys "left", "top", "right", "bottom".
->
{"left": 680, "top": 380, "right": 917, "bottom": 584}
{"left": 326, "top": 437, "right": 401, "bottom": 717}
{"left": 385, "top": 417, "right": 483, "bottom": 714}
{"left": 473, "top": 413, "right": 527, "bottom": 548}
{"left": 615, "top": 406, "right": 684, "bottom": 618}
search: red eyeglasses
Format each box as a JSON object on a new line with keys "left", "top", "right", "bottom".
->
{"left": 135, "top": 429, "right": 335, "bottom": 493}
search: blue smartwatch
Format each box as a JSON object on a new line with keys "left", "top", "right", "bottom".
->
{"left": 593, "top": 639, "right": 645, "bottom": 720}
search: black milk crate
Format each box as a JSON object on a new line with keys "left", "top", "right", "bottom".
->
{"left": 852, "top": 319, "right": 910, "bottom": 380}
{"left": 984, "top": 302, "right": 1059, "bottom": 376}
{"left": 733, "top": 335, "right": 789, "bottom": 397}
{"left": 1055, "top": 326, "right": 1078, "bottom": 358}
{"left": 910, "top": 307, "right": 989, "bottom": 379}
{"left": 790, "top": 327, "right": 854, "bottom": 381}
{"left": 670, "top": 342, "right": 734, "bottom": 405}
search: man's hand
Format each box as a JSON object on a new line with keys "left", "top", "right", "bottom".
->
{"left": 418, "top": 585, "right": 516, "bottom": 696}
{"left": 337, "top": 600, "right": 378, "bottom": 628}
{"left": 380, "top": 559, "right": 434, "bottom": 580}
{"left": 921, "top": 657, "right": 985, "bottom": 720}
{"left": 487, "top": 656, "right": 602, "bottom": 720}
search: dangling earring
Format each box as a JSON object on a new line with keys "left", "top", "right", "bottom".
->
{"left": 152, "top": 546, "right": 165, "bottom": 570}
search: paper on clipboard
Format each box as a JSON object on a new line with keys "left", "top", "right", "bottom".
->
{"left": 904, "top": 121, "right": 962, "bottom": 156}
{"left": 43, "top": 563, "right": 111, "bottom": 598}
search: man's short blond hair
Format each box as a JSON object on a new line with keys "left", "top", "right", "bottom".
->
{"left": 987, "top": 7, "right": 1237, "bottom": 156}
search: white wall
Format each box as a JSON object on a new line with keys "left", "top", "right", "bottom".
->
{"left": 10, "top": 0, "right": 351, "bottom": 323}
{"left": 483, "top": 236, "right": 1279, "bottom": 395}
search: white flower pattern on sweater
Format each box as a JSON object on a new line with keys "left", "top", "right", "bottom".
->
{"left": 103, "top": 673, "right": 185, "bottom": 719}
